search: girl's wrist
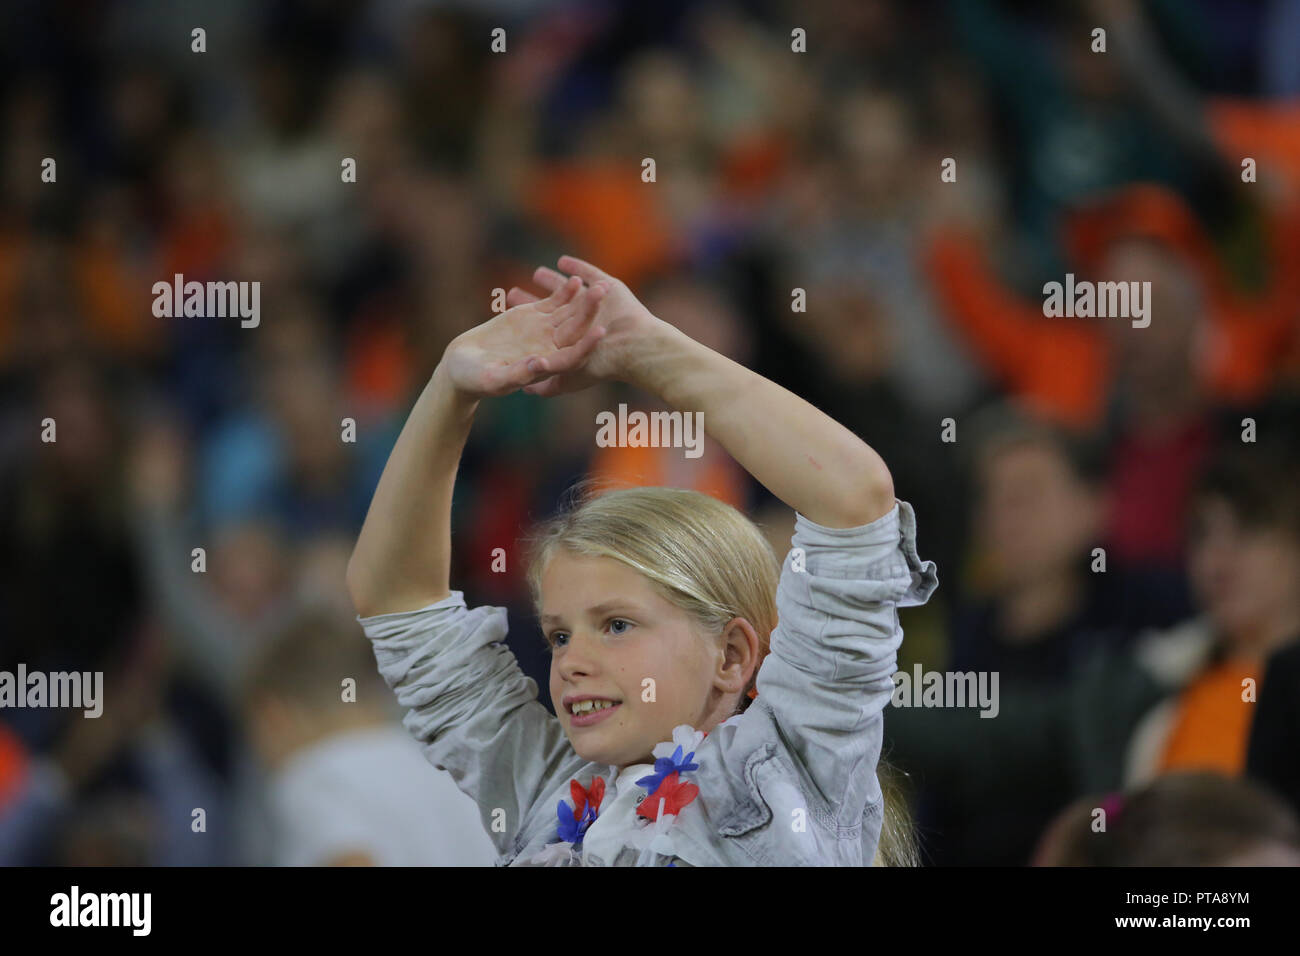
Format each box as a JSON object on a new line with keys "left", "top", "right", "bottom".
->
{"left": 431, "top": 351, "right": 484, "bottom": 413}
{"left": 620, "top": 319, "right": 694, "bottom": 396}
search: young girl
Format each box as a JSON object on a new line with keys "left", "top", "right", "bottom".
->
{"left": 346, "top": 256, "right": 938, "bottom": 866}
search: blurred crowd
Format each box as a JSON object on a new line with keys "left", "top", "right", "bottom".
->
{"left": 1, "top": 0, "right": 1298, "bottom": 866}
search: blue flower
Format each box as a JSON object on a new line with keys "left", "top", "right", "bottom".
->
{"left": 635, "top": 745, "right": 700, "bottom": 795}
{"left": 556, "top": 800, "right": 597, "bottom": 846}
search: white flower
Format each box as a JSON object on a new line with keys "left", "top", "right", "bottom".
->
{"left": 628, "top": 810, "right": 679, "bottom": 866}
{"left": 623, "top": 824, "right": 656, "bottom": 852}
{"left": 647, "top": 817, "right": 677, "bottom": 854}
{"left": 528, "top": 842, "right": 580, "bottom": 866}
{"left": 652, "top": 724, "right": 705, "bottom": 762}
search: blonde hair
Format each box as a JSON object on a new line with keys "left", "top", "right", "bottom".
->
{"left": 523, "top": 480, "right": 918, "bottom": 866}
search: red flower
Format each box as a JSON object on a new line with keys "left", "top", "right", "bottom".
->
{"left": 570, "top": 776, "right": 606, "bottom": 821}
{"left": 636, "top": 771, "right": 699, "bottom": 821}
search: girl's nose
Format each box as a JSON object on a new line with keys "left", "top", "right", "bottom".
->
{"left": 557, "top": 630, "right": 601, "bottom": 679}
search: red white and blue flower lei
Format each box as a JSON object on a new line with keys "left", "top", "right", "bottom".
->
{"left": 529, "top": 725, "right": 705, "bottom": 866}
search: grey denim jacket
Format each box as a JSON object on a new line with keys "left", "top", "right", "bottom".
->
{"left": 358, "top": 499, "right": 938, "bottom": 866}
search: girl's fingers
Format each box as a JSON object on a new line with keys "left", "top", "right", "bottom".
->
{"left": 490, "top": 275, "right": 607, "bottom": 394}
{"left": 553, "top": 282, "right": 607, "bottom": 345}
{"left": 532, "top": 266, "right": 568, "bottom": 292}
{"left": 498, "top": 353, "right": 547, "bottom": 393}
{"left": 547, "top": 323, "right": 607, "bottom": 372}
{"left": 523, "top": 323, "right": 605, "bottom": 380}
{"left": 539, "top": 274, "right": 582, "bottom": 313}
{"left": 523, "top": 375, "right": 564, "bottom": 397}
{"left": 506, "top": 286, "right": 541, "bottom": 308}
{"left": 557, "top": 255, "right": 612, "bottom": 285}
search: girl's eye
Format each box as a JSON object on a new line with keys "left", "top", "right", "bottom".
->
{"left": 543, "top": 620, "right": 631, "bottom": 650}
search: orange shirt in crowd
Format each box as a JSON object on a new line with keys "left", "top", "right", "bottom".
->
{"left": 525, "top": 160, "right": 682, "bottom": 290}
{"left": 1208, "top": 98, "right": 1300, "bottom": 197}
{"left": 923, "top": 230, "right": 1110, "bottom": 429}
{"left": 0, "top": 197, "right": 237, "bottom": 369}
{"left": 0, "top": 228, "right": 160, "bottom": 367}
{"left": 1157, "top": 654, "right": 1262, "bottom": 777}
{"left": 923, "top": 183, "right": 1300, "bottom": 430}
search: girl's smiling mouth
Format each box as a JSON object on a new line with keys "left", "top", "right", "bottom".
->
{"left": 564, "top": 696, "right": 622, "bottom": 726}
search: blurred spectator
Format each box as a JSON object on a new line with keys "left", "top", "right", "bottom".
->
{"left": 0, "top": 623, "right": 230, "bottom": 867}
{"left": 197, "top": 304, "right": 388, "bottom": 539}
{"left": 952, "top": 402, "right": 1188, "bottom": 685}
{"left": 128, "top": 416, "right": 295, "bottom": 706}
{"left": 923, "top": 184, "right": 1296, "bottom": 436}
{"left": 887, "top": 441, "right": 1300, "bottom": 864}
{"left": 1094, "top": 231, "right": 1217, "bottom": 571}
{"left": 765, "top": 83, "right": 989, "bottom": 417}
{"left": 891, "top": 402, "right": 1188, "bottom": 866}
{"left": 1033, "top": 771, "right": 1300, "bottom": 866}
{"left": 1145, "top": 444, "right": 1300, "bottom": 779}
{"left": 946, "top": 0, "right": 1225, "bottom": 283}
{"left": 924, "top": 183, "right": 1295, "bottom": 575}
{"left": 241, "top": 610, "right": 497, "bottom": 866}
{"left": 0, "top": 353, "right": 143, "bottom": 746}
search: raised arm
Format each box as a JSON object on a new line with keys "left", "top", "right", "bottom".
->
{"left": 626, "top": 322, "right": 894, "bottom": 527}
{"left": 519, "top": 256, "right": 894, "bottom": 528}
{"left": 345, "top": 275, "right": 610, "bottom": 854}
{"left": 346, "top": 274, "right": 608, "bottom": 617}
{"left": 344, "top": 366, "right": 476, "bottom": 618}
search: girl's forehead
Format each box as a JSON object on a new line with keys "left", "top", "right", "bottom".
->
{"left": 539, "top": 553, "right": 674, "bottom": 615}
{"left": 541, "top": 550, "right": 650, "bottom": 592}
{"left": 545, "top": 548, "right": 627, "bottom": 574}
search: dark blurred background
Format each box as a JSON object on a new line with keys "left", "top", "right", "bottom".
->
{"left": 1, "top": 0, "right": 1298, "bottom": 866}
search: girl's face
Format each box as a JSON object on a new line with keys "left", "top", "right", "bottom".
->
{"left": 540, "top": 550, "right": 725, "bottom": 768}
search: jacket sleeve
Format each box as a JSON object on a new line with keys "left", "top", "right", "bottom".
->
{"left": 754, "top": 499, "right": 938, "bottom": 828}
{"left": 357, "top": 591, "right": 585, "bottom": 856}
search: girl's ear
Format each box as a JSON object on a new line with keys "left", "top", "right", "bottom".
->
{"left": 716, "top": 617, "right": 760, "bottom": 694}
